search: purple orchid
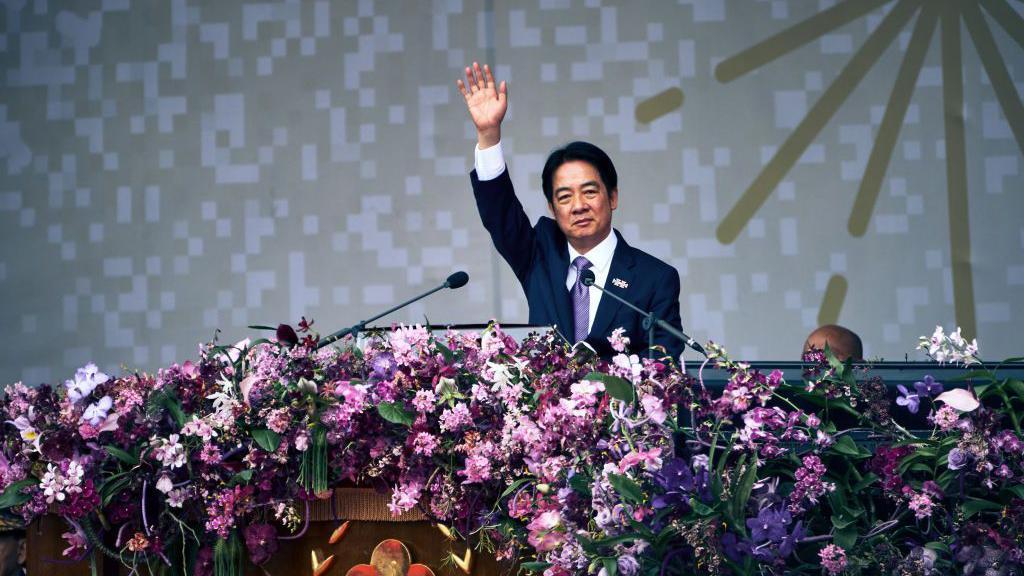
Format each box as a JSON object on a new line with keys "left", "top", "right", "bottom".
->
{"left": 914, "top": 375, "right": 943, "bottom": 398}
{"left": 896, "top": 384, "right": 921, "bottom": 413}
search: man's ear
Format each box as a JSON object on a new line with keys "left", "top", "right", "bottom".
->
{"left": 17, "top": 537, "right": 26, "bottom": 565}
{"left": 610, "top": 188, "right": 618, "bottom": 211}
{"left": 547, "top": 200, "right": 555, "bottom": 216}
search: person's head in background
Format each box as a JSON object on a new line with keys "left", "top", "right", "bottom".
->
{"left": 0, "top": 527, "right": 26, "bottom": 576}
{"left": 803, "top": 324, "right": 863, "bottom": 362}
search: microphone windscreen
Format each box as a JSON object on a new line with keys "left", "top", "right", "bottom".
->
{"left": 446, "top": 271, "right": 469, "bottom": 289}
{"left": 581, "top": 269, "right": 597, "bottom": 286}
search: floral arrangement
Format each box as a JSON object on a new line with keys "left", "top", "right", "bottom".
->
{"left": 1, "top": 320, "right": 1021, "bottom": 576}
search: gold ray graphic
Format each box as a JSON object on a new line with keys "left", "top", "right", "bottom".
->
{"left": 635, "top": 87, "right": 684, "bottom": 124}
{"left": 715, "top": 0, "right": 891, "bottom": 83}
{"left": 717, "top": 0, "right": 921, "bottom": 245}
{"left": 965, "top": 2, "right": 1024, "bottom": 156}
{"left": 980, "top": 0, "right": 1024, "bottom": 52}
{"left": 941, "top": 2, "right": 978, "bottom": 339}
{"left": 715, "top": 0, "right": 1024, "bottom": 339}
{"left": 819, "top": 275, "right": 849, "bottom": 327}
{"left": 849, "top": 4, "right": 939, "bottom": 237}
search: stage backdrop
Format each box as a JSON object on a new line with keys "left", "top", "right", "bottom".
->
{"left": 1, "top": 0, "right": 1022, "bottom": 384}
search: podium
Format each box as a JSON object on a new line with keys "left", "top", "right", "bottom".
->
{"left": 26, "top": 489, "right": 504, "bottom": 576}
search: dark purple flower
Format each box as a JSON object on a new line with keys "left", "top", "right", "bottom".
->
{"left": 276, "top": 324, "right": 299, "bottom": 347}
{"left": 194, "top": 546, "right": 214, "bottom": 576}
{"left": 914, "top": 375, "right": 943, "bottom": 398}
{"left": 778, "top": 520, "right": 804, "bottom": 558}
{"left": 896, "top": 384, "right": 921, "bottom": 414}
{"left": 746, "top": 505, "right": 791, "bottom": 544}
{"left": 243, "top": 523, "right": 279, "bottom": 565}
{"left": 948, "top": 447, "right": 969, "bottom": 470}
{"left": 720, "top": 532, "right": 750, "bottom": 562}
{"left": 652, "top": 458, "right": 693, "bottom": 512}
{"left": 370, "top": 352, "right": 397, "bottom": 381}
{"left": 922, "top": 480, "right": 945, "bottom": 500}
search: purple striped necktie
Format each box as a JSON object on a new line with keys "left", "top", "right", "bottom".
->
{"left": 571, "top": 256, "right": 593, "bottom": 343}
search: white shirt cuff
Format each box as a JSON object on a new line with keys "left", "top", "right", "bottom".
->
{"left": 474, "top": 141, "right": 506, "bottom": 181}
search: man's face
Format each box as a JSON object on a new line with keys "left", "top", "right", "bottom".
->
{"left": 548, "top": 160, "right": 618, "bottom": 253}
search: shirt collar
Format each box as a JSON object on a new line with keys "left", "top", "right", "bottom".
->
{"left": 567, "top": 229, "right": 618, "bottom": 272}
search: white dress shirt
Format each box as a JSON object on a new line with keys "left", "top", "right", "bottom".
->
{"left": 475, "top": 142, "right": 616, "bottom": 335}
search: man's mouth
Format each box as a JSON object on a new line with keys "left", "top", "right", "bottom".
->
{"left": 573, "top": 218, "right": 593, "bottom": 227}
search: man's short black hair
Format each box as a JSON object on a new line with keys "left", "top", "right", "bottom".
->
{"left": 541, "top": 141, "right": 618, "bottom": 204}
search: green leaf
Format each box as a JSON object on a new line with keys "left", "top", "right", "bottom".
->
{"left": 584, "top": 372, "right": 634, "bottom": 403}
{"left": 831, "top": 435, "right": 870, "bottom": 458}
{"left": 231, "top": 470, "right": 254, "bottom": 485}
{"left": 607, "top": 473, "right": 644, "bottom": 505}
{"left": 104, "top": 445, "right": 139, "bottom": 466}
{"left": 520, "top": 562, "right": 552, "bottom": 572}
{"left": 1006, "top": 378, "right": 1024, "bottom": 398}
{"left": 0, "top": 479, "right": 38, "bottom": 509}
{"left": 161, "top": 394, "right": 187, "bottom": 428}
{"left": 690, "top": 497, "right": 716, "bottom": 517}
{"left": 498, "top": 478, "right": 531, "bottom": 501}
{"left": 833, "top": 526, "right": 858, "bottom": 550}
{"left": 251, "top": 428, "right": 281, "bottom": 452}
{"left": 925, "top": 541, "right": 950, "bottom": 553}
{"left": 831, "top": 509, "right": 863, "bottom": 530}
{"left": 377, "top": 401, "right": 415, "bottom": 427}
{"left": 852, "top": 472, "right": 880, "bottom": 493}
{"left": 733, "top": 460, "right": 758, "bottom": 520}
{"left": 100, "top": 475, "right": 131, "bottom": 508}
{"left": 1003, "top": 485, "right": 1024, "bottom": 500}
{"left": 602, "top": 558, "right": 618, "bottom": 576}
{"left": 961, "top": 497, "right": 1004, "bottom": 518}
{"left": 569, "top": 473, "right": 592, "bottom": 497}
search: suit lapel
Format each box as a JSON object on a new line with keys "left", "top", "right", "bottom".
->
{"left": 547, "top": 236, "right": 575, "bottom": 338}
{"left": 589, "top": 231, "right": 636, "bottom": 341}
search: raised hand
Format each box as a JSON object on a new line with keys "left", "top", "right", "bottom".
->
{"left": 456, "top": 62, "right": 507, "bottom": 149}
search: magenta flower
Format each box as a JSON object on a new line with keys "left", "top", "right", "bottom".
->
{"left": 243, "top": 523, "right": 278, "bottom": 565}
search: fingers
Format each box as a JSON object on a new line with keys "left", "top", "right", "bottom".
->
{"left": 472, "top": 62, "right": 485, "bottom": 91}
{"left": 456, "top": 78, "right": 469, "bottom": 100}
{"left": 484, "top": 64, "right": 495, "bottom": 90}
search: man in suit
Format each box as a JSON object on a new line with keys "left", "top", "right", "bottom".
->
{"left": 457, "top": 62, "right": 685, "bottom": 360}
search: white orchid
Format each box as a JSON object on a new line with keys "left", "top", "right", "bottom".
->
{"left": 81, "top": 395, "right": 113, "bottom": 426}
{"left": 64, "top": 363, "right": 110, "bottom": 404}
{"left": 918, "top": 325, "right": 980, "bottom": 366}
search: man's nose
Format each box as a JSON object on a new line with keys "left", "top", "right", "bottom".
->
{"left": 570, "top": 194, "right": 589, "bottom": 213}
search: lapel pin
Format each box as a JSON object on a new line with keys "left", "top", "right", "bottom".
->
{"left": 612, "top": 278, "right": 629, "bottom": 289}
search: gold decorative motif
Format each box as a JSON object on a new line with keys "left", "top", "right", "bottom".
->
{"left": 450, "top": 547, "right": 472, "bottom": 575}
{"left": 715, "top": 0, "right": 1024, "bottom": 337}
{"left": 345, "top": 539, "right": 436, "bottom": 576}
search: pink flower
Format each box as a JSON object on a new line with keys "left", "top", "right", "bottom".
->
{"left": 819, "top": 544, "right": 847, "bottom": 575}
{"left": 640, "top": 394, "right": 667, "bottom": 424}
{"left": 411, "top": 390, "right": 436, "bottom": 413}
{"left": 387, "top": 479, "right": 423, "bottom": 515}
{"left": 618, "top": 447, "right": 663, "bottom": 473}
{"left": 526, "top": 510, "right": 565, "bottom": 552}
{"left": 411, "top": 432, "right": 439, "bottom": 456}
{"left": 931, "top": 405, "right": 960, "bottom": 432}
{"left": 265, "top": 408, "right": 291, "bottom": 434}
{"left": 608, "top": 327, "right": 630, "bottom": 353}
{"left": 439, "top": 403, "right": 472, "bottom": 433}
{"left": 907, "top": 491, "right": 934, "bottom": 519}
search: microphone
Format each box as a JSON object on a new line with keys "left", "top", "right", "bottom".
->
{"left": 317, "top": 270, "right": 470, "bottom": 349}
{"left": 580, "top": 269, "right": 706, "bottom": 357}
{"left": 445, "top": 271, "right": 469, "bottom": 289}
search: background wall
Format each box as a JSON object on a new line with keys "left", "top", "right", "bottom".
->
{"left": 2, "top": 0, "right": 1022, "bottom": 385}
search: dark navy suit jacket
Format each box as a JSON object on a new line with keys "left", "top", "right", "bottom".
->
{"left": 471, "top": 168, "right": 685, "bottom": 359}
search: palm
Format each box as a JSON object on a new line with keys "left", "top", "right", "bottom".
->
{"left": 465, "top": 88, "right": 506, "bottom": 132}
{"left": 457, "top": 63, "right": 507, "bottom": 137}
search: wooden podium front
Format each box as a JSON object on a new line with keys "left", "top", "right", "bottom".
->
{"left": 26, "top": 489, "right": 505, "bottom": 576}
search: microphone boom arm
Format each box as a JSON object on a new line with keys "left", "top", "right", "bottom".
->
{"left": 582, "top": 274, "right": 706, "bottom": 358}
